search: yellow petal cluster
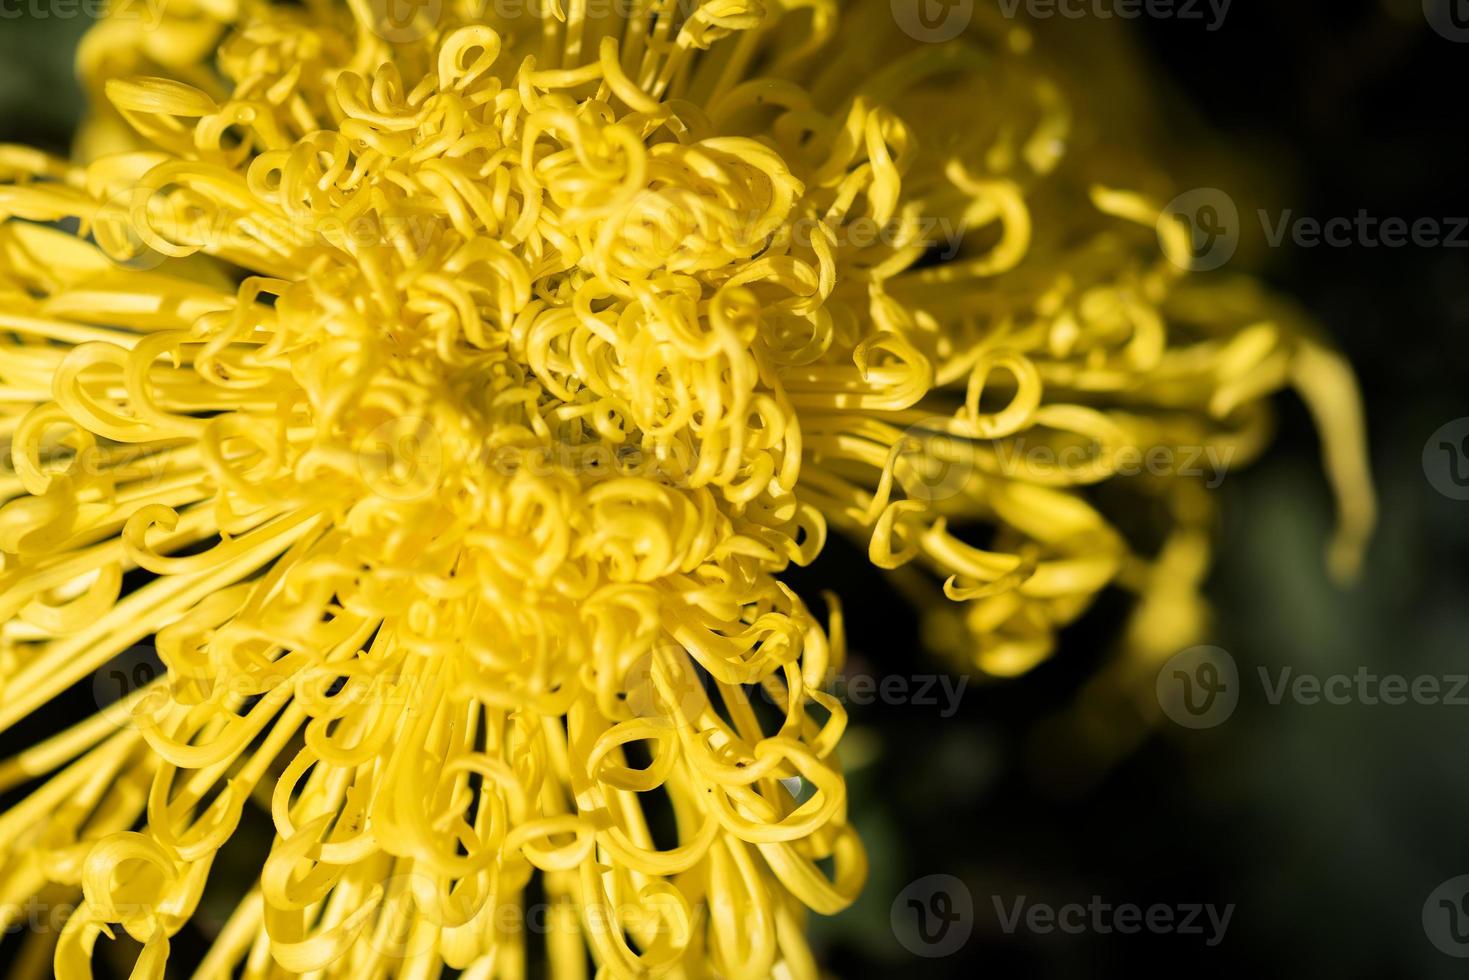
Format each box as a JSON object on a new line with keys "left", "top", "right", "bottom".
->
{"left": 0, "top": 1, "right": 1372, "bottom": 977}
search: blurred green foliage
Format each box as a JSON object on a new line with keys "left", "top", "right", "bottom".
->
{"left": 0, "top": 13, "right": 90, "bottom": 150}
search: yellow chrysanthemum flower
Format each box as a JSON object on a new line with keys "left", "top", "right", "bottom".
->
{"left": 0, "top": 1, "right": 1372, "bottom": 977}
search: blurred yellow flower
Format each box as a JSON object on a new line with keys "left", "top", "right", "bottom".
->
{"left": 0, "top": 1, "right": 1372, "bottom": 977}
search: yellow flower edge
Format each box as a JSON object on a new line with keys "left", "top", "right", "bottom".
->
{"left": 0, "top": 1, "right": 1373, "bottom": 977}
